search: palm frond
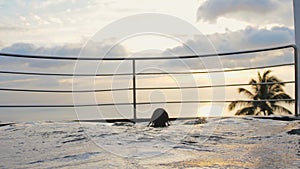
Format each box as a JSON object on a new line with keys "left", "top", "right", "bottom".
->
{"left": 228, "top": 101, "right": 237, "bottom": 111}
{"left": 228, "top": 101, "right": 252, "bottom": 111}
{"left": 249, "top": 79, "right": 257, "bottom": 84}
{"left": 262, "top": 70, "right": 272, "bottom": 81}
{"left": 272, "top": 105, "right": 293, "bottom": 115}
{"left": 269, "top": 84, "right": 284, "bottom": 94}
{"left": 249, "top": 79, "right": 258, "bottom": 92}
{"left": 258, "top": 72, "right": 262, "bottom": 83}
{"left": 238, "top": 88, "right": 255, "bottom": 99}
{"left": 235, "top": 107, "right": 255, "bottom": 115}
{"left": 267, "top": 76, "right": 282, "bottom": 84}
{"left": 270, "top": 92, "right": 294, "bottom": 104}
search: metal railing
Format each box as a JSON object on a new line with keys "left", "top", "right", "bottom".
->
{"left": 0, "top": 44, "right": 297, "bottom": 119}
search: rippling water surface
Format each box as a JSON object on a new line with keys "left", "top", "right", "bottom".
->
{"left": 0, "top": 117, "right": 299, "bottom": 168}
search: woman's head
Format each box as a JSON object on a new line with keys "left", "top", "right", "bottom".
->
{"left": 148, "top": 108, "right": 170, "bottom": 127}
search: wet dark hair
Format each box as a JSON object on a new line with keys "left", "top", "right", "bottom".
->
{"left": 148, "top": 108, "right": 170, "bottom": 127}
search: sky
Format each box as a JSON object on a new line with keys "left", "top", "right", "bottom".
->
{"left": 0, "top": 0, "right": 296, "bottom": 122}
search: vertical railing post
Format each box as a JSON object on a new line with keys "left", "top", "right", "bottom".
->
{"left": 294, "top": 46, "right": 299, "bottom": 116}
{"left": 294, "top": 0, "right": 300, "bottom": 117}
{"left": 132, "top": 59, "right": 137, "bottom": 120}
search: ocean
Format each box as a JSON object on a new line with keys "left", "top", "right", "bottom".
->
{"left": 0, "top": 117, "right": 299, "bottom": 168}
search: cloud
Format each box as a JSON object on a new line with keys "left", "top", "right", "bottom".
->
{"left": 0, "top": 41, "right": 132, "bottom": 117}
{"left": 0, "top": 42, "right": 129, "bottom": 68}
{"left": 211, "top": 26, "right": 294, "bottom": 51}
{"left": 1, "top": 25, "right": 294, "bottom": 88}
{"left": 0, "top": 41, "right": 131, "bottom": 109}
{"left": 0, "top": 40, "right": 5, "bottom": 49}
{"left": 1, "top": 25, "right": 294, "bottom": 80}
{"left": 197, "top": 0, "right": 293, "bottom": 26}
{"left": 0, "top": 26, "right": 28, "bottom": 31}
{"left": 162, "top": 26, "right": 294, "bottom": 69}
{"left": 0, "top": 0, "right": 99, "bottom": 45}
{"left": 163, "top": 26, "right": 294, "bottom": 58}
{"left": 49, "top": 17, "right": 63, "bottom": 24}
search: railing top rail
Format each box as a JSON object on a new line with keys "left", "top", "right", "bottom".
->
{"left": 0, "top": 44, "right": 296, "bottom": 61}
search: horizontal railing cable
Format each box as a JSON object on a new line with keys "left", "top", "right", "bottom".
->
{"left": 0, "top": 99, "right": 294, "bottom": 108}
{"left": 135, "top": 99, "right": 295, "bottom": 105}
{"left": 0, "top": 87, "right": 131, "bottom": 93}
{"left": 0, "top": 63, "right": 294, "bottom": 77}
{"left": 137, "top": 63, "right": 295, "bottom": 76}
{"left": 0, "top": 81, "right": 294, "bottom": 93}
{"left": 0, "top": 70, "right": 133, "bottom": 77}
{"left": 136, "top": 81, "right": 295, "bottom": 91}
{"left": 0, "top": 103, "right": 131, "bottom": 108}
{"left": 0, "top": 45, "right": 295, "bottom": 61}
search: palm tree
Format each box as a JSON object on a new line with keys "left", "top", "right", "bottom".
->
{"left": 229, "top": 70, "right": 293, "bottom": 116}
